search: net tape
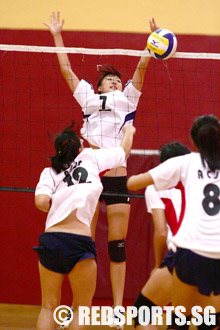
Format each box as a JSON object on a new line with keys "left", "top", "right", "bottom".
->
{"left": 0, "top": 44, "right": 220, "bottom": 60}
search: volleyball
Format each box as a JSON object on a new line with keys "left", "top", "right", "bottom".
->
{"left": 147, "top": 29, "right": 177, "bottom": 60}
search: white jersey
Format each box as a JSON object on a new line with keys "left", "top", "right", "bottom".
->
{"left": 35, "top": 147, "right": 125, "bottom": 230}
{"left": 74, "top": 79, "right": 141, "bottom": 150}
{"left": 149, "top": 152, "right": 220, "bottom": 258}
{"left": 145, "top": 185, "right": 183, "bottom": 248}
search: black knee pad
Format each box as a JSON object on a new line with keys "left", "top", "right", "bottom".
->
{"left": 108, "top": 239, "right": 126, "bottom": 262}
{"left": 197, "top": 312, "right": 220, "bottom": 330}
{"left": 133, "top": 292, "right": 156, "bottom": 327}
{"left": 167, "top": 314, "right": 191, "bottom": 330}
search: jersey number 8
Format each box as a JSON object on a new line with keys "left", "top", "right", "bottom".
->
{"left": 202, "top": 183, "right": 220, "bottom": 216}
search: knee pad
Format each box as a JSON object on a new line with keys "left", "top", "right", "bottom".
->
{"left": 197, "top": 312, "right": 220, "bottom": 330}
{"left": 133, "top": 292, "right": 156, "bottom": 327}
{"left": 167, "top": 314, "right": 191, "bottom": 330}
{"left": 108, "top": 239, "right": 126, "bottom": 262}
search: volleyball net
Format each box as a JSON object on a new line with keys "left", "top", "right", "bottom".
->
{"left": 0, "top": 44, "right": 219, "bottom": 194}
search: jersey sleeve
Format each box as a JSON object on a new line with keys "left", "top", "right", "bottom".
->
{"left": 92, "top": 147, "right": 126, "bottom": 173}
{"left": 73, "top": 79, "right": 94, "bottom": 106}
{"left": 123, "top": 80, "right": 142, "bottom": 107}
{"left": 149, "top": 156, "right": 184, "bottom": 191}
{"left": 35, "top": 168, "right": 55, "bottom": 198}
{"left": 145, "top": 185, "right": 165, "bottom": 213}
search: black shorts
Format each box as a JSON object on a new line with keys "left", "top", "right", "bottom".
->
{"left": 174, "top": 248, "right": 220, "bottom": 296}
{"left": 33, "top": 232, "right": 97, "bottom": 274}
{"left": 159, "top": 250, "right": 175, "bottom": 274}
{"left": 99, "top": 176, "right": 130, "bottom": 205}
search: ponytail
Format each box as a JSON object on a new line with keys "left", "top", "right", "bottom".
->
{"left": 49, "top": 123, "right": 81, "bottom": 174}
{"left": 198, "top": 124, "right": 220, "bottom": 172}
{"left": 190, "top": 115, "right": 220, "bottom": 172}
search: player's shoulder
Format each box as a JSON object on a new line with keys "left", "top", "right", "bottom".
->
{"left": 40, "top": 167, "right": 53, "bottom": 176}
{"left": 76, "top": 148, "right": 95, "bottom": 161}
{"left": 75, "top": 79, "right": 94, "bottom": 92}
{"left": 164, "top": 152, "right": 193, "bottom": 168}
{"left": 125, "top": 79, "right": 132, "bottom": 88}
{"left": 83, "top": 79, "right": 94, "bottom": 90}
{"left": 180, "top": 152, "right": 199, "bottom": 167}
{"left": 124, "top": 79, "right": 142, "bottom": 95}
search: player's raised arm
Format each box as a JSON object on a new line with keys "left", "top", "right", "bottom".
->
{"left": 44, "top": 11, "right": 80, "bottom": 93}
{"left": 127, "top": 171, "right": 154, "bottom": 191}
{"left": 120, "top": 125, "right": 136, "bottom": 159}
{"left": 132, "top": 17, "right": 160, "bottom": 92}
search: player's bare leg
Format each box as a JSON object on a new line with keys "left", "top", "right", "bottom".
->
{"left": 142, "top": 267, "right": 172, "bottom": 306}
{"left": 68, "top": 258, "right": 97, "bottom": 330}
{"left": 136, "top": 267, "right": 172, "bottom": 330}
{"left": 37, "top": 262, "right": 65, "bottom": 330}
{"left": 107, "top": 203, "right": 130, "bottom": 308}
{"left": 90, "top": 201, "right": 100, "bottom": 241}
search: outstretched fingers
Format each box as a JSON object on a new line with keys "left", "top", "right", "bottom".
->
{"left": 149, "top": 17, "right": 160, "bottom": 32}
{"left": 43, "top": 11, "right": 64, "bottom": 33}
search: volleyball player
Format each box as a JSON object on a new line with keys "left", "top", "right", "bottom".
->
{"left": 44, "top": 11, "right": 160, "bottom": 320}
{"left": 128, "top": 115, "right": 220, "bottom": 329}
{"left": 34, "top": 123, "right": 136, "bottom": 330}
{"left": 133, "top": 142, "right": 191, "bottom": 330}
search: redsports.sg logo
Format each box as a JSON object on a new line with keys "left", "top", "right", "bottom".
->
{"left": 54, "top": 305, "right": 217, "bottom": 327}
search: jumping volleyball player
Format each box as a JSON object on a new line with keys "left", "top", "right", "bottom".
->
{"left": 133, "top": 142, "right": 191, "bottom": 330}
{"left": 128, "top": 115, "right": 220, "bottom": 330}
{"left": 34, "top": 123, "right": 136, "bottom": 330}
{"left": 44, "top": 11, "right": 160, "bottom": 321}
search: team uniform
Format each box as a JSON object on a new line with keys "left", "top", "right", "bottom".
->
{"left": 133, "top": 187, "right": 185, "bottom": 327}
{"left": 74, "top": 79, "right": 141, "bottom": 150}
{"left": 34, "top": 146, "right": 126, "bottom": 273}
{"left": 74, "top": 79, "right": 141, "bottom": 205}
{"left": 149, "top": 152, "right": 220, "bottom": 295}
{"left": 145, "top": 185, "right": 184, "bottom": 273}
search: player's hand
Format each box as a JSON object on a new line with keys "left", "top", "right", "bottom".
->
{"left": 122, "top": 124, "right": 136, "bottom": 135}
{"left": 43, "top": 11, "right": 64, "bottom": 36}
{"left": 149, "top": 17, "right": 160, "bottom": 32}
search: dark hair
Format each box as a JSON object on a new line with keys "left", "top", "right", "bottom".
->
{"left": 190, "top": 114, "right": 220, "bottom": 172}
{"left": 50, "top": 122, "right": 81, "bottom": 174}
{"left": 97, "top": 64, "right": 122, "bottom": 90}
{"left": 159, "top": 142, "right": 191, "bottom": 163}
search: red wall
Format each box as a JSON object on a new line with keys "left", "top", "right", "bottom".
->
{"left": 0, "top": 29, "right": 219, "bottom": 305}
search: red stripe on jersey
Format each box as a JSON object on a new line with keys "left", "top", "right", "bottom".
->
{"left": 99, "top": 169, "right": 110, "bottom": 179}
{"left": 161, "top": 181, "right": 186, "bottom": 235}
{"left": 161, "top": 197, "right": 178, "bottom": 235}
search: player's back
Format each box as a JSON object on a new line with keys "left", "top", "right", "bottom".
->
{"left": 170, "top": 152, "right": 220, "bottom": 257}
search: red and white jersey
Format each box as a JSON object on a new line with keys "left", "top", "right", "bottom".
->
{"left": 74, "top": 79, "right": 141, "bottom": 152}
{"left": 145, "top": 185, "right": 183, "bottom": 248}
{"left": 149, "top": 152, "right": 220, "bottom": 258}
{"left": 35, "top": 147, "right": 125, "bottom": 230}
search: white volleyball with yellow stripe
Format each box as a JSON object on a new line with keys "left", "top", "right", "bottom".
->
{"left": 147, "top": 29, "right": 177, "bottom": 60}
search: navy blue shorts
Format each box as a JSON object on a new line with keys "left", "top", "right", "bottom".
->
{"left": 33, "top": 232, "right": 97, "bottom": 274}
{"left": 174, "top": 248, "right": 220, "bottom": 296}
{"left": 159, "top": 250, "right": 175, "bottom": 274}
{"left": 99, "top": 176, "right": 130, "bottom": 205}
